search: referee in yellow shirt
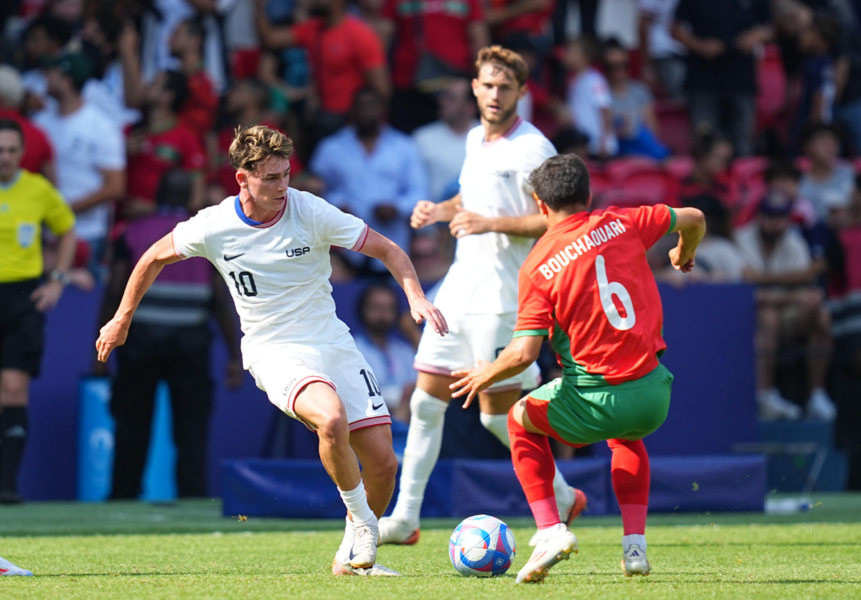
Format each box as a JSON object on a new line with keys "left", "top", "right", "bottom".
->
{"left": 0, "top": 118, "right": 76, "bottom": 505}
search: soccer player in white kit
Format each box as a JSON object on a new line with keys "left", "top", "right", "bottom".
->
{"left": 96, "top": 125, "right": 447, "bottom": 576}
{"left": 379, "top": 47, "right": 586, "bottom": 546}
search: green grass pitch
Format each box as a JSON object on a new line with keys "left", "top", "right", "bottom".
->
{"left": 0, "top": 494, "right": 859, "bottom": 599}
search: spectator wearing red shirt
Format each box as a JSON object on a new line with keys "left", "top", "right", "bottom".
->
{"left": 123, "top": 71, "right": 206, "bottom": 222}
{"left": 380, "top": 0, "right": 489, "bottom": 133}
{"left": 255, "top": 0, "right": 391, "bottom": 145}
{"left": 0, "top": 66, "right": 55, "bottom": 182}
{"left": 169, "top": 19, "right": 219, "bottom": 139}
{"left": 486, "top": 0, "right": 553, "bottom": 45}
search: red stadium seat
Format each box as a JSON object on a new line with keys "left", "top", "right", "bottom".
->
{"left": 619, "top": 171, "right": 677, "bottom": 205}
{"left": 731, "top": 156, "right": 770, "bottom": 186}
{"left": 605, "top": 156, "right": 663, "bottom": 182}
{"left": 665, "top": 156, "right": 694, "bottom": 181}
{"left": 589, "top": 171, "right": 616, "bottom": 205}
{"left": 655, "top": 100, "right": 692, "bottom": 156}
{"left": 600, "top": 189, "right": 661, "bottom": 209}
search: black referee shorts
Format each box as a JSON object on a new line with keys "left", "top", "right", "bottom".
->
{"left": 0, "top": 279, "right": 45, "bottom": 377}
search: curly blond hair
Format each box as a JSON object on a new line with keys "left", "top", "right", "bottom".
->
{"left": 474, "top": 46, "right": 529, "bottom": 87}
{"left": 228, "top": 125, "right": 294, "bottom": 172}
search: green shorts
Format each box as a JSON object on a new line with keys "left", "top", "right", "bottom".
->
{"left": 526, "top": 364, "right": 674, "bottom": 446}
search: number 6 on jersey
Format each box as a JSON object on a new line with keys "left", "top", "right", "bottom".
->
{"left": 595, "top": 255, "right": 636, "bottom": 331}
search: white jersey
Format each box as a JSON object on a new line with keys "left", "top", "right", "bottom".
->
{"left": 434, "top": 117, "right": 556, "bottom": 314}
{"left": 172, "top": 190, "right": 369, "bottom": 369}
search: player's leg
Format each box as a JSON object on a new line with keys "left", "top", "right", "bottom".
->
{"left": 607, "top": 437, "right": 652, "bottom": 576}
{"left": 799, "top": 290, "right": 836, "bottom": 420}
{"left": 508, "top": 397, "right": 579, "bottom": 583}
{"left": 0, "top": 369, "right": 29, "bottom": 504}
{"left": 0, "top": 554, "right": 32, "bottom": 576}
{"left": 293, "top": 383, "right": 379, "bottom": 568}
{"left": 381, "top": 371, "right": 452, "bottom": 543}
{"left": 756, "top": 302, "right": 800, "bottom": 419}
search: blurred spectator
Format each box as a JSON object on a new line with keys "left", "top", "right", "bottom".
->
{"left": 798, "top": 124, "right": 855, "bottom": 221}
{"left": 792, "top": 13, "right": 841, "bottom": 147}
{"left": 0, "top": 118, "right": 76, "bottom": 504}
{"left": 169, "top": 18, "right": 219, "bottom": 137}
{"left": 412, "top": 77, "right": 478, "bottom": 200}
{"left": 671, "top": 0, "right": 772, "bottom": 156}
{"left": 684, "top": 194, "right": 747, "bottom": 281}
{"left": 310, "top": 86, "right": 428, "bottom": 271}
{"left": 255, "top": 0, "right": 391, "bottom": 144}
{"left": 485, "top": 0, "right": 552, "bottom": 49}
{"left": 381, "top": 0, "right": 487, "bottom": 133}
{"left": 123, "top": 70, "right": 206, "bottom": 221}
{"left": 78, "top": 8, "right": 142, "bottom": 129}
{"left": 139, "top": 0, "right": 230, "bottom": 94}
{"left": 356, "top": 0, "right": 390, "bottom": 42}
{"left": 410, "top": 229, "right": 453, "bottom": 283}
{"left": 638, "top": 0, "right": 686, "bottom": 99}
{"left": 737, "top": 190, "right": 837, "bottom": 421}
{"left": 551, "top": 127, "right": 591, "bottom": 156}
{"left": 34, "top": 52, "right": 126, "bottom": 265}
{"left": 603, "top": 39, "right": 669, "bottom": 160}
{"left": 353, "top": 285, "right": 417, "bottom": 422}
{"left": 562, "top": 37, "right": 617, "bottom": 158}
{"left": 677, "top": 129, "right": 735, "bottom": 208}
{"left": 99, "top": 169, "right": 242, "bottom": 499}
{"left": 0, "top": 65, "right": 55, "bottom": 181}
{"left": 19, "top": 15, "right": 73, "bottom": 112}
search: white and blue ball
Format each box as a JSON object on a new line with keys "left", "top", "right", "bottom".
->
{"left": 449, "top": 515, "right": 516, "bottom": 577}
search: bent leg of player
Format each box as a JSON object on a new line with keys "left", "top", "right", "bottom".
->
{"left": 609, "top": 438, "right": 652, "bottom": 577}
{"left": 0, "top": 555, "right": 32, "bottom": 576}
{"left": 507, "top": 405, "right": 578, "bottom": 583}
{"left": 380, "top": 375, "right": 450, "bottom": 544}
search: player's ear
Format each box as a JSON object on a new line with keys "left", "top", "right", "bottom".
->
{"left": 471, "top": 78, "right": 479, "bottom": 97}
{"left": 532, "top": 192, "right": 549, "bottom": 217}
{"left": 518, "top": 84, "right": 527, "bottom": 100}
{"left": 236, "top": 169, "right": 247, "bottom": 189}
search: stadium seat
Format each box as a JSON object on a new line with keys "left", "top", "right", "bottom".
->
{"left": 731, "top": 156, "right": 770, "bottom": 187}
{"left": 655, "top": 100, "right": 692, "bottom": 156}
{"left": 619, "top": 172, "right": 676, "bottom": 206}
{"left": 598, "top": 189, "right": 660, "bottom": 209}
{"left": 589, "top": 170, "right": 616, "bottom": 205}
{"left": 664, "top": 156, "right": 694, "bottom": 181}
{"left": 605, "top": 156, "right": 663, "bottom": 182}
{"left": 756, "top": 45, "right": 787, "bottom": 133}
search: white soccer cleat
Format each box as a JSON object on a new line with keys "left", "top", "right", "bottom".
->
{"left": 529, "top": 488, "right": 589, "bottom": 546}
{"left": 378, "top": 516, "right": 420, "bottom": 545}
{"left": 806, "top": 389, "right": 837, "bottom": 422}
{"left": 515, "top": 524, "right": 578, "bottom": 583}
{"left": 621, "top": 544, "right": 651, "bottom": 576}
{"left": 758, "top": 388, "right": 801, "bottom": 421}
{"left": 331, "top": 558, "right": 401, "bottom": 576}
{"left": 349, "top": 517, "right": 380, "bottom": 569}
{"left": 0, "top": 556, "right": 32, "bottom": 576}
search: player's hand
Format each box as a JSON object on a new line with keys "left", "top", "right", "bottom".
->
{"left": 449, "top": 207, "right": 492, "bottom": 238}
{"left": 225, "top": 359, "right": 244, "bottom": 390}
{"left": 411, "top": 200, "right": 439, "bottom": 229}
{"left": 696, "top": 38, "right": 726, "bottom": 60}
{"left": 450, "top": 360, "right": 492, "bottom": 408}
{"left": 409, "top": 296, "right": 448, "bottom": 336}
{"left": 669, "top": 246, "right": 696, "bottom": 273}
{"left": 31, "top": 281, "right": 64, "bottom": 312}
{"left": 96, "top": 317, "right": 130, "bottom": 363}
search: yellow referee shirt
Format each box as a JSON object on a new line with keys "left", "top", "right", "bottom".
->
{"left": 0, "top": 170, "right": 75, "bottom": 283}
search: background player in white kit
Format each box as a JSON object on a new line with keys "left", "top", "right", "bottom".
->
{"left": 96, "top": 125, "right": 447, "bottom": 576}
{"left": 380, "top": 47, "right": 586, "bottom": 546}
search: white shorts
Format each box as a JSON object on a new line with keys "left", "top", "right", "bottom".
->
{"left": 249, "top": 333, "right": 392, "bottom": 432}
{"left": 413, "top": 312, "right": 541, "bottom": 393}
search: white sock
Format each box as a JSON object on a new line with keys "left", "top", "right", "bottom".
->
{"left": 339, "top": 480, "right": 375, "bottom": 524}
{"left": 391, "top": 389, "right": 448, "bottom": 525}
{"left": 479, "top": 412, "right": 574, "bottom": 512}
{"left": 335, "top": 517, "right": 355, "bottom": 564}
{"left": 622, "top": 534, "right": 647, "bottom": 553}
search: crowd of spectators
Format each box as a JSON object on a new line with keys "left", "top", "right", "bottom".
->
{"left": 1, "top": 0, "right": 860, "bottom": 489}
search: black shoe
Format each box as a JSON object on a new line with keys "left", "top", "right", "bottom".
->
{"left": 0, "top": 491, "right": 23, "bottom": 504}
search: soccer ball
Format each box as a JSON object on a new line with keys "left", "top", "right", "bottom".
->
{"left": 449, "top": 515, "right": 516, "bottom": 577}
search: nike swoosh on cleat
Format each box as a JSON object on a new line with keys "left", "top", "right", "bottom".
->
{"left": 224, "top": 253, "right": 244, "bottom": 261}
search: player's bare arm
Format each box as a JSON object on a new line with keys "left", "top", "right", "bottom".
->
{"left": 668, "top": 207, "right": 706, "bottom": 273}
{"left": 411, "top": 194, "right": 462, "bottom": 229}
{"left": 359, "top": 229, "right": 449, "bottom": 336}
{"left": 449, "top": 208, "right": 547, "bottom": 239}
{"left": 449, "top": 334, "right": 543, "bottom": 407}
{"left": 254, "top": 0, "right": 296, "bottom": 48}
{"left": 96, "top": 232, "right": 182, "bottom": 362}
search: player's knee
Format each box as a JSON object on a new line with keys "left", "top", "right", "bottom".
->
{"left": 316, "top": 410, "right": 349, "bottom": 445}
{"left": 410, "top": 388, "right": 447, "bottom": 422}
{"left": 0, "top": 375, "right": 29, "bottom": 407}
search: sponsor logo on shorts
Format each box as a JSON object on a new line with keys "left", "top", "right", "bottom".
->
{"left": 283, "top": 378, "right": 298, "bottom": 396}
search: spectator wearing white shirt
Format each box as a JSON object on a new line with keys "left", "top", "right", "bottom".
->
{"left": 412, "top": 78, "right": 478, "bottom": 201}
{"left": 34, "top": 53, "right": 126, "bottom": 265}
{"left": 19, "top": 16, "right": 73, "bottom": 113}
{"left": 736, "top": 190, "right": 837, "bottom": 422}
{"left": 798, "top": 124, "right": 856, "bottom": 223}
{"left": 638, "top": 0, "right": 685, "bottom": 99}
{"left": 561, "top": 38, "right": 617, "bottom": 158}
{"left": 353, "top": 285, "right": 418, "bottom": 423}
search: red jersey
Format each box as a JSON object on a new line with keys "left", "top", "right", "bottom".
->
{"left": 514, "top": 204, "right": 676, "bottom": 386}
{"left": 0, "top": 109, "right": 53, "bottom": 175}
{"left": 178, "top": 71, "right": 218, "bottom": 137}
{"left": 292, "top": 16, "right": 386, "bottom": 115}
{"left": 490, "top": 0, "right": 553, "bottom": 37}
{"left": 126, "top": 122, "right": 206, "bottom": 204}
{"left": 382, "top": 0, "right": 484, "bottom": 90}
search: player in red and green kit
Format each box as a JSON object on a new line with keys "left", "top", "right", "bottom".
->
{"left": 451, "top": 154, "right": 705, "bottom": 583}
